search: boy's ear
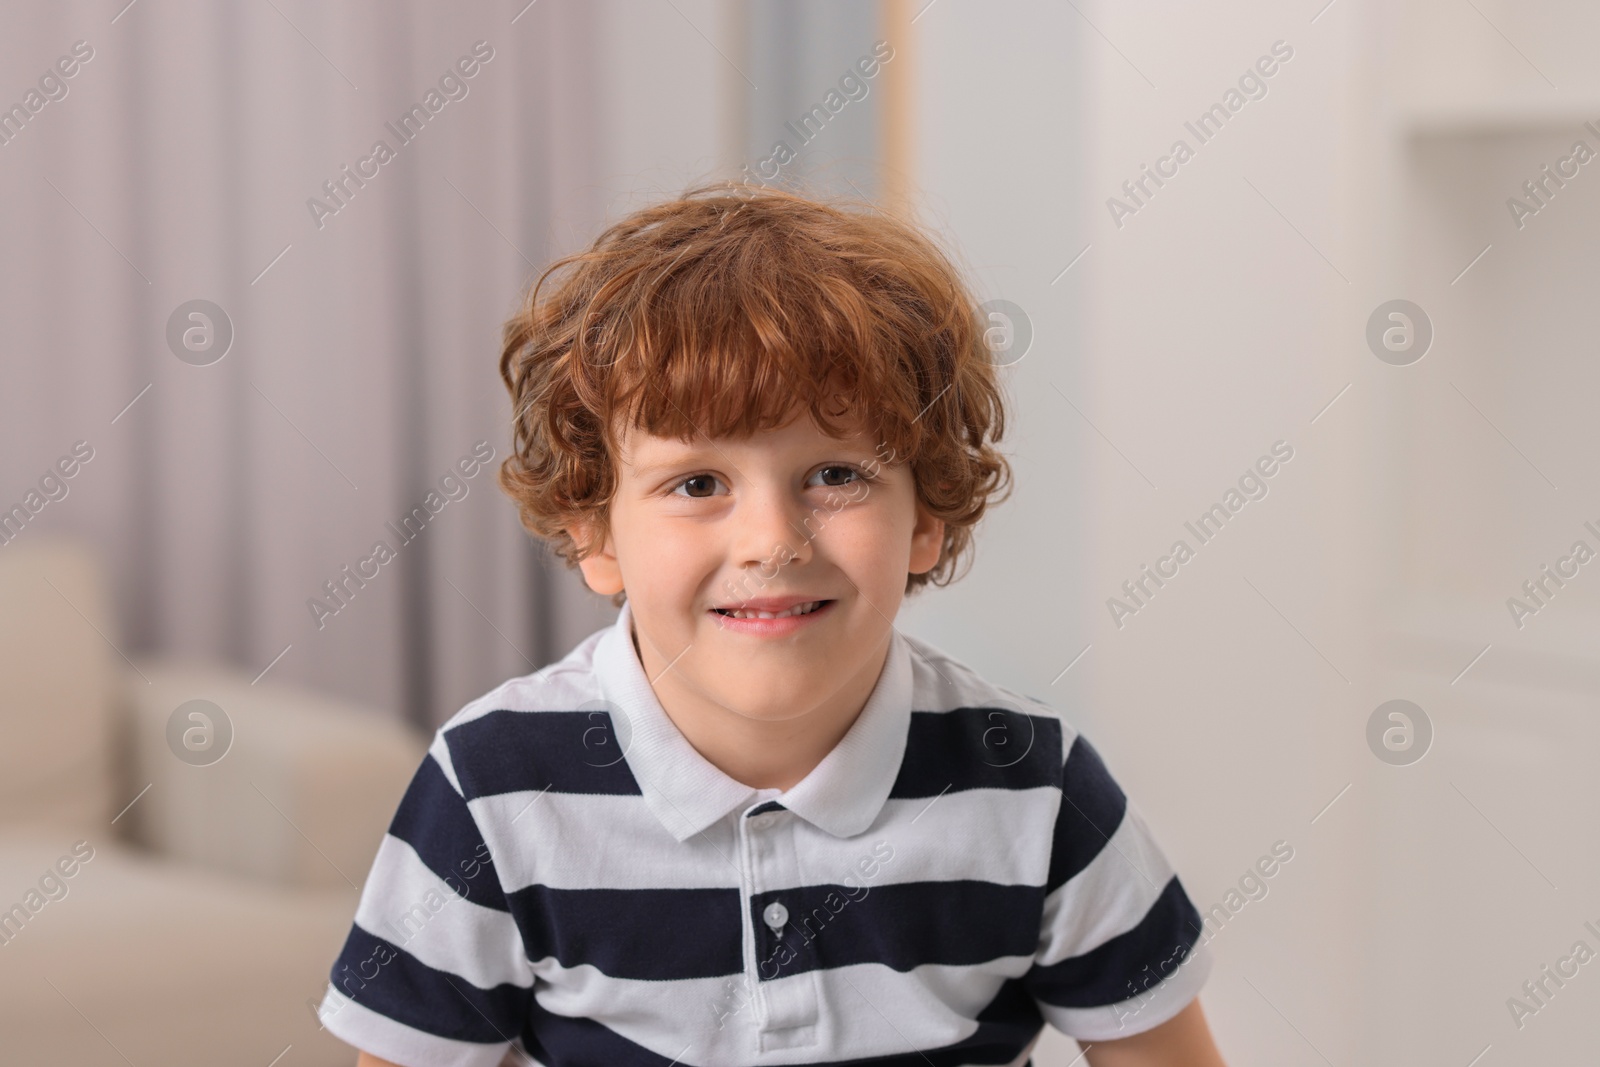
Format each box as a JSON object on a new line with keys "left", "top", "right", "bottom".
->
{"left": 570, "top": 521, "right": 624, "bottom": 596}
{"left": 907, "top": 505, "right": 945, "bottom": 576}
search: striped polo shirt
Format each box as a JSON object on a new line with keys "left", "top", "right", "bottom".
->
{"left": 317, "top": 601, "right": 1212, "bottom": 1066}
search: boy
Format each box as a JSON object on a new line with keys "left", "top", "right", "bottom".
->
{"left": 319, "top": 185, "right": 1228, "bottom": 1067}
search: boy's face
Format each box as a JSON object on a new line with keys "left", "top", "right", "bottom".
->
{"left": 573, "top": 410, "right": 944, "bottom": 724}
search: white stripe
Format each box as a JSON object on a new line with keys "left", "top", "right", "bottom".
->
{"left": 435, "top": 628, "right": 609, "bottom": 734}
{"left": 427, "top": 731, "right": 464, "bottom": 796}
{"left": 523, "top": 957, "right": 1030, "bottom": 1063}
{"left": 1036, "top": 803, "right": 1177, "bottom": 966}
{"left": 354, "top": 835, "right": 533, "bottom": 991}
{"left": 476, "top": 791, "right": 740, "bottom": 890}
{"left": 317, "top": 984, "right": 512, "bottom": 1067}
{"left": 475, "top": 786, "right": 1058, "bottom": 892}
{"left": 906, "top": 634, "right": 1027, "bottom": 714}
{"left": 826, "top": 789, "right": 1056, "bottom": 887}
{"left": 903, "top": 635, "right": 1087, "bottom": 751}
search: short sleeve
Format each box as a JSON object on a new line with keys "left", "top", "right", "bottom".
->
{"left": 316, "top": 735, "right": 535, "bottom": 1067}
{"left": 1021, "top": 731, "right": 1213, "bottom": 1041}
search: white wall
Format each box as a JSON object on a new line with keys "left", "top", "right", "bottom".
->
{"left": 909, "top": 0, "right": 1600, "bottom": 1064}
{"left": 904, "top": 1, "right": 1367, "bottom": 1063}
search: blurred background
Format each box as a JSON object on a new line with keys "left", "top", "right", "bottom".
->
{"left": 3, "top": 0, "right": 1598, "bottom": 1063}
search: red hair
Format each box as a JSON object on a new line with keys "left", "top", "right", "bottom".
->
{"left": 497, "top": 182, "right": 1011, "bottom": 592}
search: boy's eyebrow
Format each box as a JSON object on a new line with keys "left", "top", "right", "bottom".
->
{"left": 622, "top": 445, "right": 723, "bottom": 481}
{"left": 627, "top": 458, "right": 704, "bottom": 479}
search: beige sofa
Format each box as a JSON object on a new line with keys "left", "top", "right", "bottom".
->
{"left": 0, "top": 540, "right": 425, "bottom": 1066}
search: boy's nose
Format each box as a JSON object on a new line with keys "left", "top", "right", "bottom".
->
{"left": 732, "top": 489, "right": 813, "bottom": 571}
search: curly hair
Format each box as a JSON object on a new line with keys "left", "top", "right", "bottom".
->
{"left": 497, "top": 182, "right": 1011, "bottom": 594}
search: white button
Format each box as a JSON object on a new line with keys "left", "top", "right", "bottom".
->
{"left": 763, "top": 902, "right": 788, "bottom": 930}
{"left": 750, "top": 813, "right": 775, "bottom": 830}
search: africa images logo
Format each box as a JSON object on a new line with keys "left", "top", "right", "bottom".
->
{"left": 306, "top": 41, "right": 495, "bottom": 230}
{"left": 1105, "top": 40, "right": 1294, "bottom": 228}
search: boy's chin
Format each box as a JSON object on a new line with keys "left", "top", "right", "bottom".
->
{"left": 701, "top": 668, "right": 856, "bottom": 722}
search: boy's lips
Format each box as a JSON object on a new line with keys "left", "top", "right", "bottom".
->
{"left": 709, "top": 596, "right": 835, "bottom": 636}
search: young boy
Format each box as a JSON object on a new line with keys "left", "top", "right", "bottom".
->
{"left": 318, "top": 185, "right": 1228, "bottom": 1067}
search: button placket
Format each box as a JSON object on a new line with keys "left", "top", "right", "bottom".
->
{"left": 741, "top": 806, "right": 819, "bottom": 1049}
{"left": 734, "top": 806, "right": 765, "bottom": 1047}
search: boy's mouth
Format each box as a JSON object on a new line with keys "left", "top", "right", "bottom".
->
{"left": 708, "top": 597, "right": 836, "bottom": 635}
{"left": 712, "top": 599, "right": 831, "bottom": 620}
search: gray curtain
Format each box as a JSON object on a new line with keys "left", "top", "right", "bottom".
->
{"left": 0, "top": 0, "right": 614, "bottom": 730}
{"left": 738, "top": 0, "right": 888, "bottom": 200}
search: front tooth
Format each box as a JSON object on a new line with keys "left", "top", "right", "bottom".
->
{"left": 727, "top": 604, "right": 821, "bottom": 620}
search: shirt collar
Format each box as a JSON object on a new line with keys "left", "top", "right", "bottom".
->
{"left": 594, "top": 600, "right": 912, "bottom": 843}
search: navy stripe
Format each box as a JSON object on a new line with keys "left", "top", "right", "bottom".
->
{"left": 506, "top": 885, "right": 743, "bottom": 981}
{"left": 444, "top": 708, "right": 1087, "bottom": 804}
{"left": 890, "top": 707, "right": 1063, "bottom": 799}
{"left": 327, "top": 925, "right": 530, "bottom": 1044}
{"left": 387, "top": 754, "right": 509, "bottom": 912}
{"left": 1024, "top": 875, "right": 1205, "bottom": 1008}
{"left": 754, "top": 880, "right": 1043, "bottom": 979}
{"left": 1046, "top": 733, "right": 1128, "bottom": 893}
{"left": 447, "top": 708, "right": 643, "bottom": 799}
{"left": 518, "top": 974, "right": 1044, "bottom": 1067}
{"left": 746, "top": 800, "right": 785, "bottom": 816}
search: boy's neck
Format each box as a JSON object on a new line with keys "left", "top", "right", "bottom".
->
{"left": 631, "top": 624, "right": 893, "bottom": 793}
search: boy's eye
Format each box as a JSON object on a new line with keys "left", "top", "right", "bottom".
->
{"left": 673, "top": 473, "right": 725, "bottom": 498}
{"left": 807, "top": 465, "right": 861, "bottom": 488}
